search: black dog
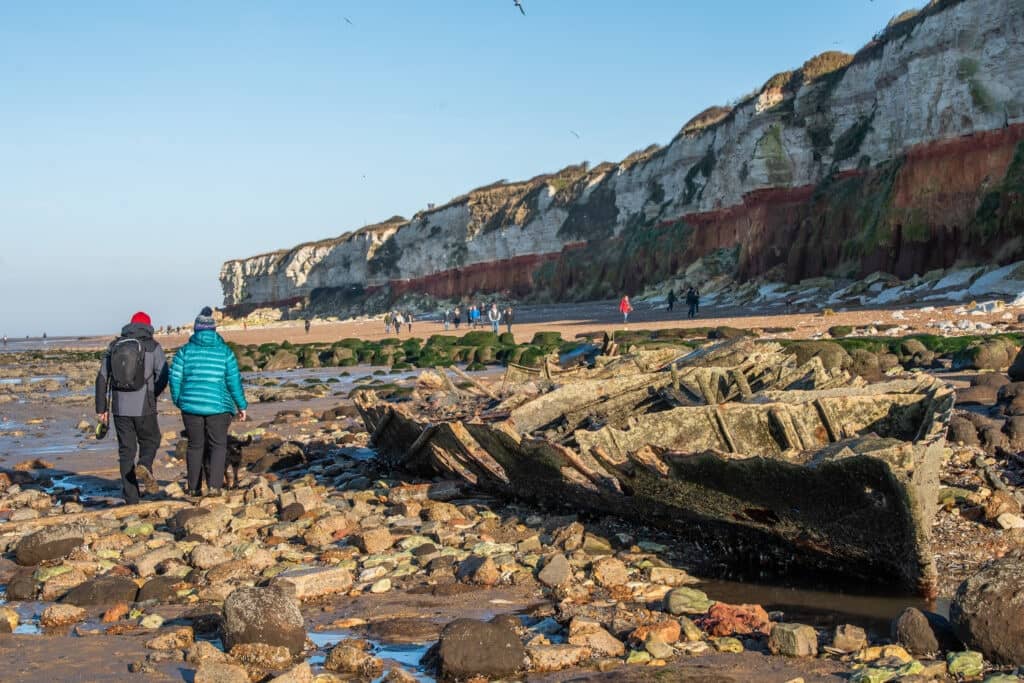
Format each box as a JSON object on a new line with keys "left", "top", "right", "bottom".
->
{"left": 177, "top": 431, "right": 253, "bottom": 491}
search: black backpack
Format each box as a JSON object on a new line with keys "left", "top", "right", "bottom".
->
{"left": 109, "top": 338, "right": 147, "bottom": 392}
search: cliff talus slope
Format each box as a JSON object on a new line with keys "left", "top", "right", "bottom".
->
{"left": 221, "top": 0, "right": 1024, "bottom": 313}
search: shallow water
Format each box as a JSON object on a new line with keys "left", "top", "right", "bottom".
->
{"left": 307, "top": 630, "right": 434, "bottom": 681}
{"left": 696, "top": 577, "right": 948, "bottom": 637}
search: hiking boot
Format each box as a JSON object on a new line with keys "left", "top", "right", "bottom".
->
{"left": 135, "top": 465, "right": 158, "bottom": 493}
{"left": 206, "top": 488, "right": 222, "bottom": 498}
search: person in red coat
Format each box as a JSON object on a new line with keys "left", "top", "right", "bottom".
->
{"left": 619, "top": 295, "right": 633, "bottom": 324}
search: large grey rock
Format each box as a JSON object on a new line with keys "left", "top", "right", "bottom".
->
{"left": 436, "top": 619, "right": 526, "bottom": 680}
{"left": 62, "top": 575, "right": 139, "bottom": 606}
{"left": 14, "top": 525, "right": 84, "bottom": 566}
{"left": 537, "top": 553, "right": 571, "bottom": 588}
{"left": 950, "top": 557, "right": 1024, "bottom": 665}
{"left": 222, "top": 587, "right": 306, "bottom": 656}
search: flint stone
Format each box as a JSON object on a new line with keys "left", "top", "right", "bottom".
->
{"left": 832, "top": 624, "right": 868, "bottom": 653}
{"left": 950, "top": 557, "right": 1024, "bottom": 665}
{"left": 15, "top": 525, "right": 85, "bottom": 565}
{"left": 567, "top": 619, "right": 625, "bottom": 657}
{"left": 527, "top": 644, "right": 590, "bottom": 672}
{"left": 40, "top": 567, "right": 88, "bottom": 601}
{"left": 537, "top": 553, "right": 571, "bottom": 588}
{"left": 648, "top": 566, "right": 698, "bottom": 586}
{"left": 272, "top": 566, "right": 353, "bottom": 600}
{"left": 222, "top": 586, "right": 306, "bottom": 656}
{"left": 146, "top": 626, "right": 194, "bottom": 650}
{"left": 40, "top": 604, "right": 87, "bottom": 628}
{"left": 324, "top": 643, "right": 384, "bottom": 677}
{"left": 138, "top": 575, "right": 182, "bottom": 603}
{"left": 268, "top": 662, "right": 314, "bottom": 683}
{"left": 437, "top": 619, "right": 527, "bottom": 679}
{"left": 591, "top": 557, "right": 629, "bottom": 588}
{"left": 186, "top": 641, "right": 232, "bottom": 665}
{"left": 768, "top": 623, "right": 818, "bottom": 657}
{"left": 230, "top": 642, "right": 293, "bottom": 669}
{"left": 62, "top": 575, "right": 139, "bottom": 606}
{"left": 194, "top": 663, "right": 251, "bottom": 683}
{"left": 191, "top": 544, "right": 233, "bottom": 570}
{"left": 354, "top": 527, "right": 394, "bottom": 554}
{"left": 665, "top": 587, "right": 714, "bottom": 615}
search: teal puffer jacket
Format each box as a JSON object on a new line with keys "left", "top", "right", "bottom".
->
{"left": 169, "top": 330, "right": 248, "bottom": 416}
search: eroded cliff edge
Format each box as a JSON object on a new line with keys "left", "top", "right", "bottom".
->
{"left": 221, "top": 0, "right": 1024, "bottom": 315}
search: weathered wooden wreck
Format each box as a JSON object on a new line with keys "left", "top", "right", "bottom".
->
{"left": 355, "top": 340, "right": 954, "bottom": 596}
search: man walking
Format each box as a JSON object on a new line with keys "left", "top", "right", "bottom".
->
{"left": 686, "top": 287, "right": 699, "bottom": 319}
{"left": 667, "top": 289, "right": 677, "bottom": 312}
{"left": 95, "top": 311, "right": 168, "bottom": 505}
{"left": 488, "top": 303, "right": 501, "bottom": 334}
{"left": 502, "top": 306, "right": 514, "bottom": 335}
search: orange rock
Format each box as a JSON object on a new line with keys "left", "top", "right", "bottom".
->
{"left": 630, "top": 620, "right": 682, "bottom": 645}
{"left": 102, "top": 602, "right": 130, "bottom": 623}
{"left": 700, "top": 603, "right": 772, "bottom": 637}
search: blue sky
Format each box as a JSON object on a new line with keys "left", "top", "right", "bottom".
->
{"left": 0, "top": 1, "right": 910, "bottom": 336}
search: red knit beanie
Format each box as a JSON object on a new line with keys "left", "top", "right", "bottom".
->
{"left": 130, "top": 311, "right": 152, "bottom": 326}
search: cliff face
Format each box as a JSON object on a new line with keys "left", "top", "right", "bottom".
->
{"left": 221, "top": 0, "right": 1024, "bottom": 312}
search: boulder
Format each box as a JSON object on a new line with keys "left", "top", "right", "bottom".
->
{"left": 194, "top": 663, "right": 251, "bottom": 683}
{"left": 222, "top": 587, "right": 306, "bottom": 656}
{"left": 537, "top": 553, "right": 571, "bottom": 588}
{"left": 950, "top": 557, "right": 1024, "bottom": 665}
{"left": 324, "top": 642, "right": 383, "bottom": 678}
{"left": 272, "top": 566, "right": 353, "bottom": 601}
{"left": 832, "top": 624, "right": 867, "bottom": 653}
{"left": 14, "top": 525, "right": 84, "bottom": 566}
{"left": 947, "top": 416, "right": 980, "bottom": 447}
{"left": 62, "top": 575, "right": 139, "bottom": 606}
{"left": 1009, "top": 347, "right": 1024, "bottom": 381}
{"left": 264, "top": 350, "right": 300, "bottom": 371}
{"left": 665, "top": 587, "right": 714, "bottom": 615}
{"left": 138, "top": 576, "right": 183, "bottom": 603}
{"left": 702, "top": 603, "right": 772, "bottom": 637}
{"left": 768, "top": 623, "right": 817, "bottom": 657}
{"left": 40, "top": 604, "right": 86, "bottom": 628}
{"left": 436, "top": 619, "right": 527, "bottom": 680}
{"left": 891, "top": 607, "right": 938, "bottom": 655}
{"left": 353, "top": 527, "right": 394, "bottom": 554}
{"left": 956, "top": 384, "right": 998, "bottom": 407}
{"left": 591, "top": 557, "right": 629, "bottom": 588}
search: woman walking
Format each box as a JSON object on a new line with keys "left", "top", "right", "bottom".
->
{"left": 169, "top": 307, "right": 248, "bottom": 497}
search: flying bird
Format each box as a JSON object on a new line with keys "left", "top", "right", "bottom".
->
{"left": 514, "top": 1, "right": 525, "bottom": 15}
{"left": 569, "top": 130, "right": 581, "bottom": 139}
{"left": 344, "top": 16, "right": 353, "bottom": 25}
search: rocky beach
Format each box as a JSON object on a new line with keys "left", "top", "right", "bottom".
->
{"left": 2, "top": 302, "right": 1024, "bottom": 682}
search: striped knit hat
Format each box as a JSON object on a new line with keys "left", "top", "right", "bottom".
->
{"left": 194, "top": 306, "right": 216, "bottom": 332}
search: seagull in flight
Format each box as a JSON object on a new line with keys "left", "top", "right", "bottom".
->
{"left": 344, "top": 16, "right": 353, "bottom": 25}
{"left": 514, "top": 1, "right": 525, "bottom": 15}
{"left": 569, "top": 130, "right": 581, "bottom": 139}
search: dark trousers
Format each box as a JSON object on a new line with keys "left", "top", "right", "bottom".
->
{"left": 113, "top": 414, "right": 160, "bottom": 504}
{"left": 688, "top": 302, "right": 697, "bottom": 319}
{"left": 182, "top": 412, "right": 232, "bottom": 493}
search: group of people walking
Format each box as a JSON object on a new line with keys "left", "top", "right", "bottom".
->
{"left": 383, "top": 310, "right": 414, "bottom": 335}
{"left": 620, "top": 285, "right": 702, "bottom": 324}
{"left": 441, "top": 304, "right": 514, "bottom": 334}
{"left": 96, "top": 307, "right": 248, "bottom": 504}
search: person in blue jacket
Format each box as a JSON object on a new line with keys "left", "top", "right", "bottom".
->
{"left": 169, "top": 307, "right": 248, "bottom": 496}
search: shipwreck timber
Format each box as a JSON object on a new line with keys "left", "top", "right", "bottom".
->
{"left": 355, "top": 340, "right": 954, "bottom": 596}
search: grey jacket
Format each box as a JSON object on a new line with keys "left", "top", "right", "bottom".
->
{"left": 95, "top": 323, "right": 168, "bottom": 417}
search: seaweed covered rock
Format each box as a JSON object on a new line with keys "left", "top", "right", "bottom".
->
{"left": 222, "top": 587, "right": 306, "bottom": 656}
{"left": 783, "top": 341, "right": 851, "bottom": 372}
{"left": 950, "top": 557, "right": 1024, "bottom": 665}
